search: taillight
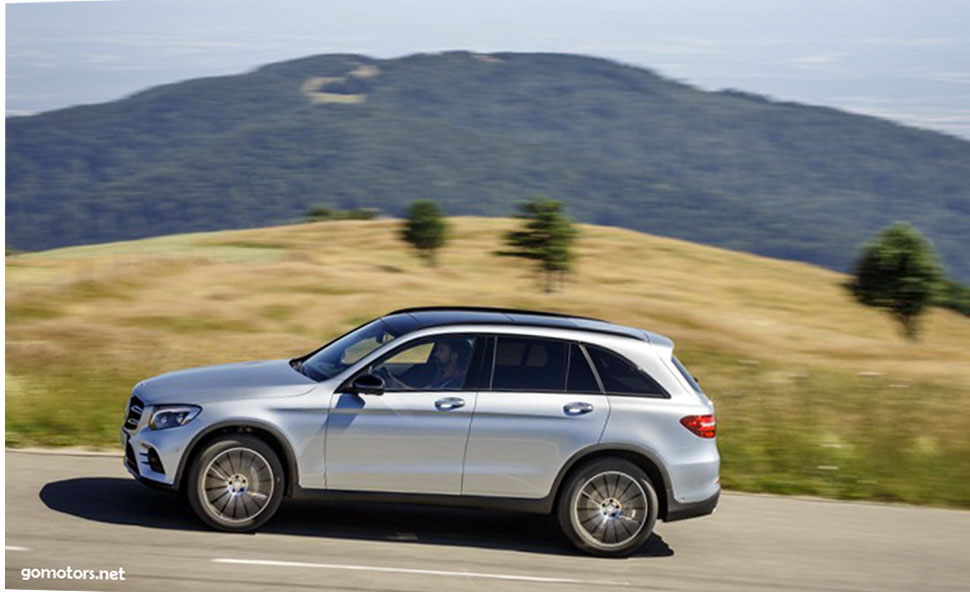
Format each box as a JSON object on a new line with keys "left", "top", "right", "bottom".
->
{"left": 680, "top": 414, "right": 716, "bottom": 438}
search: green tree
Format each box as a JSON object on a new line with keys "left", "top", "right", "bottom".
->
{"left": 848, "top": 222, "right": 943, "bottom": 340}
{"left": 500, "top": 197, "right": 577, "bottom": 292}
{"left": 305, "top": 205, "right": 378, "bottom": 222}
{"left": 936, "top": 279, "right": 970, "bottom": 317}
{"left": 304, "top": 204, "right": 334, "bottom": 222}
{"left": 401, "top": 200, "right": 447, "bottom": 265}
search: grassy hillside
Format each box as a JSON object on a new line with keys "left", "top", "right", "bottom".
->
{"left": 6, "top": 51, "right": 970, "bottom": 281}
{"left": 6, "top": 218, "right": 970, "bottom": 507}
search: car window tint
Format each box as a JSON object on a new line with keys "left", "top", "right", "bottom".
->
{"left": 585, "top": 344, "right": 665, "bottom": 396}
{"left": 493, "top": 337, "right": 567, "bottom": 391}
{"left": 465, "top": 336, "right": 492, "bottom": 390}
{"left": 567, "top": 344, "right": 600, "bottom": 393}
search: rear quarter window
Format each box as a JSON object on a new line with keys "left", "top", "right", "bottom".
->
{"left": 585, "top": 344, "right": 667, "bottom": 397}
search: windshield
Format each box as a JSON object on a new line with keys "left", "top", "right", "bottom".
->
{"left": 301, "top": 319, "right": 402, "bottom": 381}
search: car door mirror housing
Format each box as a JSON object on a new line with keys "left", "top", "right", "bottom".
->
{"left": 350, "top": 373, "right": 385, "bottom": 395}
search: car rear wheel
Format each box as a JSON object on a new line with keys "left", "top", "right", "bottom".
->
{"left": 557, "top": 458, "right": 659, "bottom": 557}
{"left": 186, "top": 434, "right": 284, "bottom": 532}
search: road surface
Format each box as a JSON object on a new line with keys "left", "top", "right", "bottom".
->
{"left": 5, "top": 449, "right": 968, "bottom": 591}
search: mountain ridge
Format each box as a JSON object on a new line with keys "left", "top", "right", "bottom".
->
{"left": 7, "top": 51, "right": 970, "bottom": 280}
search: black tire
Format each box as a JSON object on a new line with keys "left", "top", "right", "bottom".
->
{"left": 186, "top": 434, "right": 285, "bottom": 532}
{"left": 556, "top": 458, "right": 659, "bottom": 557}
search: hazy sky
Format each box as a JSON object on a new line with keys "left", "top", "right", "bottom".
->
{"left": 6, "top": 0, "right": 970, "bottom": 138}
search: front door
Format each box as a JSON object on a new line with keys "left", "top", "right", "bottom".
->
{"left": 325, "top": 334, "right": 479, "bottom": 494}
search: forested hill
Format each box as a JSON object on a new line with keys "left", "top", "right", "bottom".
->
{"left": 6, "top": 51, "right": 970, "bottom": 280}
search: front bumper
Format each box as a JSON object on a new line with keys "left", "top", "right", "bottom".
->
{"left": 123, "top": 459, "right": 178, "bottom": 493}
{"left": 121, "top": 414, "right": 200, "bottom": 489}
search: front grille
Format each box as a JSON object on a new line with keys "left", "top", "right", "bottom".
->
{"left": 125, "top": 442, "right": 138, "bottom": 474}
{"left": 124, "top": 396, "right": 144, "bottom": 430}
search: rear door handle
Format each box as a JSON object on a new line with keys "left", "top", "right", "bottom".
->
{"left": 435, "top": 397, "right": 465, "bottom": 411}
{"left": 564, "top": 401, "right": 594, "bottom": 415}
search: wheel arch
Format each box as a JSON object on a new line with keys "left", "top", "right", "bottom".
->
{"left": 550, "top": 444, "right": 672, "bottom": 520}
{"left": 173, "top": 420, "right": 300, "bottom": 497}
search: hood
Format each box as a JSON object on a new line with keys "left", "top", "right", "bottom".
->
{"left": 133, "top": 359, "right": 317, "bottom": 405}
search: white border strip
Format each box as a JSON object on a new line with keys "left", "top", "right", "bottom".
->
{"left": 6, "top": 1, "right": 119, "bottom": 4}
{"left": 213, "top": 558, "right": 630, "bottom": 586}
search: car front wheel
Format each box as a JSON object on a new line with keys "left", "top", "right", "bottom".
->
{"left": 557, "top": 458, "right": 659, "bottom": 557}
{"left": 186, "top": 434, "right": 285, "bottom": 532}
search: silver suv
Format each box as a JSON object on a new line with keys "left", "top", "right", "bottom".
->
{"left": 121, "top": 307, "right": 719, "bottom": 557}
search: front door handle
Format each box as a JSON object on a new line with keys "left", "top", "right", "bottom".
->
{"left": 435, "top": 397, "right": 465, "bottom": 411}
{"left": 564, "top": 401, "right": 594, "bottom": 415}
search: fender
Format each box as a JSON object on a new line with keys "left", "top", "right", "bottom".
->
{"left": 172, "top": 419, "right": 300, "bottom": 496}
{"left": 546, "top": 442, "right": 674, "bottom": 518}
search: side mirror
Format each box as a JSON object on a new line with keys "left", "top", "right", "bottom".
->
{"left": 349, "top": 373, "right": 385, "bottom": 395}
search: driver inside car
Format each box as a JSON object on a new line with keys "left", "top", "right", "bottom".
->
{"left": 381, "top": 339, "right": 472, "bottom": 390}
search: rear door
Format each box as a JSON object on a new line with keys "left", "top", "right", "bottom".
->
{"left": 462, "top": 337, "right": 610, "bottom": 498}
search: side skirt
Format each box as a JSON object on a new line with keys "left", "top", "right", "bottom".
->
{"left": 291, "top": 487, "right": 555, "bottom": 514}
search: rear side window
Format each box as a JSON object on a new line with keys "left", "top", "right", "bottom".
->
{"left": 493, "top": 337, "right": 567, "bottom": 391}
{"left": 567, "top": 344, "right": 601, "bottom": 393}
{"left": 585, "top": 344, "right": 666, "bottom": 397}
{"left": 464, "top": 335, "right": 494, "bottom": 390}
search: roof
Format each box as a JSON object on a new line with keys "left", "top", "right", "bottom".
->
{"left": 382, "top": 306, "right": 651, "bottom": 342}
{"left": 390, "top": 306, "right": 606, "bottom": 322}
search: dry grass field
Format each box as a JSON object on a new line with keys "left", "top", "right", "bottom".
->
{"left": 6, "top": 217, "right": 970, "bottom": 506}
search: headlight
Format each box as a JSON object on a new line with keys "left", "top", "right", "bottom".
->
{"left": 149, "top": 405, "right": 201, "bottom": 430}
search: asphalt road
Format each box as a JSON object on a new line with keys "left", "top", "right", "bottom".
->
{"left": 5, "top": 450, "right": 969, "bottom": 592}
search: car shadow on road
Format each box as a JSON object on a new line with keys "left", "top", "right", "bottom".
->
{"left": 39, "top": 477, "right": 674, "bottom": 558}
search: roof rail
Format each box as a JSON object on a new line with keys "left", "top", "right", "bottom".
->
{"left": 387, "top": 306, "right": 607, "bottom": 323}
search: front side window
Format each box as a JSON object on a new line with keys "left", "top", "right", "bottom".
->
{"left": 585, "top": 344, "right": 666, "bottom": 396}
{"left": 301, "top": 319, "right": 401, "bottom": 380}
{"left": 492, "top": 337, "right": 567, "bottom": 391}
{"left": 372, "top": 336, "right": 477, "bottom": 391}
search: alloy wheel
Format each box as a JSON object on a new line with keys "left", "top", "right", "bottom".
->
{"left": 199, "top": 447, "right": 275, "bottom": 523}
{"left": 571, "top": 470, "right": 649, "bottom": 549}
